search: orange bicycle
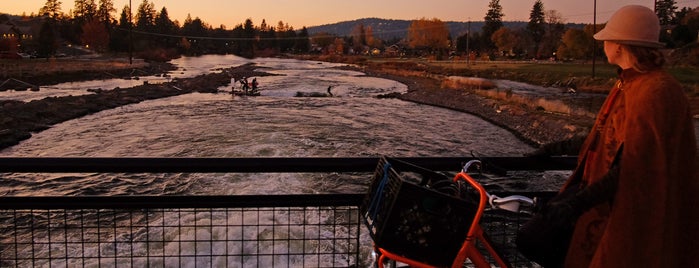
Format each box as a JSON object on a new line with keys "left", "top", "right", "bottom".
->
{"left": 363, "top": 157, "right": 534, "bottom": 268}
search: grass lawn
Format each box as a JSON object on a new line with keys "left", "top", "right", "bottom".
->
{"left": 375, "top": 58, "right": 698, "bottom": 95}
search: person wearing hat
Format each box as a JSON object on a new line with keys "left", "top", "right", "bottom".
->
{"left": 541, "top": 5, "right": 697, "bottom": 268}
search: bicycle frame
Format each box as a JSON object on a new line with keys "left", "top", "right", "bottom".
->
{"left": 375, "top": 160, "right": 512, "bottom": 268}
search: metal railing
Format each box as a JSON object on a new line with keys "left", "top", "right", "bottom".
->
{"left": 0, "top": 156, "right": 575, "bottom": 267}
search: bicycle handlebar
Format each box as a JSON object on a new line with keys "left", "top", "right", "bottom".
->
{"left": 488, "top": 194, "right": 534, "bottom": 212}
{"left": 460, "top": 159, "right": 535, "bottom": 213}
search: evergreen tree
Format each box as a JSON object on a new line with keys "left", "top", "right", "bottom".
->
{"left": 110, "top": 5, "right": 131, "bottom": 52}
{"left": 277, "top": 21, "right": 298, "bottom": 53}
{"left": 181, "top": 15, "right": 208, "bottom": 54}
{"left": 118, "top": 5, "right": 131, "bottom": 28}
{"left": 97, "top": 0, "right": 116, "bottom": 24}
{"left": 135, "top": 0, "right": 156, "bottom": 32}
{"left": 655, "top": 0, "right": 678, "bottom": 25}
{"left": 37, "top": 18, "right": 57, "bottom": 57}
{"left": 527, "top": 0, "right": 546, "bottom": 58}
{"left": 39, "top": 0, "right": 62, "bottom": 19}
{"left": 482, "top": 0, "right": 504, "bottom": 49}
{"left": 154, "top": 7, "right": 178, "bottom": 48}
{"left": 241, "top": 18, "right": 256, "bottom": 57}
{"left": 295, "top": 27, "right": 310, "bottom": 53}
{"left": 73, "top": 0, "right": 97, "bottom": 22}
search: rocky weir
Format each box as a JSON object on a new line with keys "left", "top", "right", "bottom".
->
{"left": 0, "top": 63, "right": 271, "bottom": 150}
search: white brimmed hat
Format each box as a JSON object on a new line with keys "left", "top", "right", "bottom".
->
{"left": 593, "top": 5, "right": 665, "bottom": 48}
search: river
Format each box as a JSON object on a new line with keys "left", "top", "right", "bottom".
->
{"left": 0, "top": 55, "right": 575, "bottom": 196}
{"left": 0, "top": 55, "right": 573, "bottom": 267}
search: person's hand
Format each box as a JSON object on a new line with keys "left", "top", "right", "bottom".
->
{"left": 543, "top": 198, "right": 582, "bottom": 228}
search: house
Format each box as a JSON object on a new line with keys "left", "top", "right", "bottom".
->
{"left": 0, "top": 14, "right": 43, "bottom": 52}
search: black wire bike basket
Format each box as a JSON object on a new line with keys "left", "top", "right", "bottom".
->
{"left": 361, "top": 156, "right": 479, "bottom": 267}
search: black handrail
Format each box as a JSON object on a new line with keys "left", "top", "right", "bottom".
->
{"left": 0, "top": 194, "right": 365, "bottom": 209}
{"left": 0, "top": 156, "right": 576, "bottom": 173}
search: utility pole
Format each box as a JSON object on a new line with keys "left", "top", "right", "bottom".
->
{"left": 129, "top": 0, "right": 133, "bottom": 65}
{"left": 592, "top": 0, "right": 597, "bottom": 78}
{"left": 466, "top": 19, "right": 470, "bottom": 66}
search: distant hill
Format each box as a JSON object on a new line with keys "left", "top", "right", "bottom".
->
{"left": 307, "top": 18, "right": 584, "bottom": 41}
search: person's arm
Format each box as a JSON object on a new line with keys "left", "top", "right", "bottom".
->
{"left": 544, "top": 164, "right": 620, "bottom": 226}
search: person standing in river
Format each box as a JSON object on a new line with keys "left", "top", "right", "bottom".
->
{"left": 252, "top": 78, "right": 259, "bottom": 92}
{"left": 543, "top": 5, "right": 697, "bottom": 267}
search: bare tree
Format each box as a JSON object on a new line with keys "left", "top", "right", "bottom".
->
{"left": 540, "top": 10, "right": 565, "bottom": 59}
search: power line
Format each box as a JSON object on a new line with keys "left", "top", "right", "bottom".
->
{"left": 114, "top": 27, "right": 311, "bottom": 41}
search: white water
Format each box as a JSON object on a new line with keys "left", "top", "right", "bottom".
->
{"left": 0, "top": 55, "right": 559, "bottom": 196}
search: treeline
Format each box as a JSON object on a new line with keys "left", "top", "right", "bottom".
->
{"left": 5, "top": 0, "right": 698, "bottom": 63}
{"left": 10, "top": 0, "right": 311, "bottom": 60}
{"left": 404, "top": 0, "right": 698, "bottom": 61}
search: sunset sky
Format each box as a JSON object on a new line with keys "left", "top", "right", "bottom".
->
{"left": 3, "top": 0, "right": 698, "bottom": 29}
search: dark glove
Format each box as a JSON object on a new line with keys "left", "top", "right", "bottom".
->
{"left": 543, "top": 195, "right": 585, "bottom": 228}
{"left": 526, "top": 135, "right": 587, "bottom": 157}
{"left": 543, "top": 165, "right": 620, "bottom": 227}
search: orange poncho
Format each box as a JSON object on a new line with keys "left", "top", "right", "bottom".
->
{"left": 562, "top": 69, "right": 698, "bottom": 267}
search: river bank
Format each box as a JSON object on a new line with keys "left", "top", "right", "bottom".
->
{"left": 0, "top": 63, "right": 272, "bottom": 150}
{"left": 362, "top": 67, "right": 594, "bottom": 148}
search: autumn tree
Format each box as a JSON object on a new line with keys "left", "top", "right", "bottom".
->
{"left": 81, "top": 19, "right": 109, "bottom": 51}
{"left": 527, "top": 0, "right": 546, "bottom": 58}
{"left": 491, "top": 27, "right": 520, "bottom": 57}
{"left": 557, "top": 28, "right": 593, "bottom": 60}
{"left": 365, "top": 26, "right": 381, "bottom": 48}
{"left": 482, "top": 0, "right": 504, "bottom": 49}
{"left": 350, "top": 24, "right": 367, "bottom": 53}
{"left": 407, "top": 18, "right": 450, "bottom": 57}
{"left": 311, "top": 32, "right": 335, "bottom": 53}
{"left": 333, "top": 37, "right": 345, "bottom": 54}
{"left": 672, "top": 7, "right": 699, "bottom": 47}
